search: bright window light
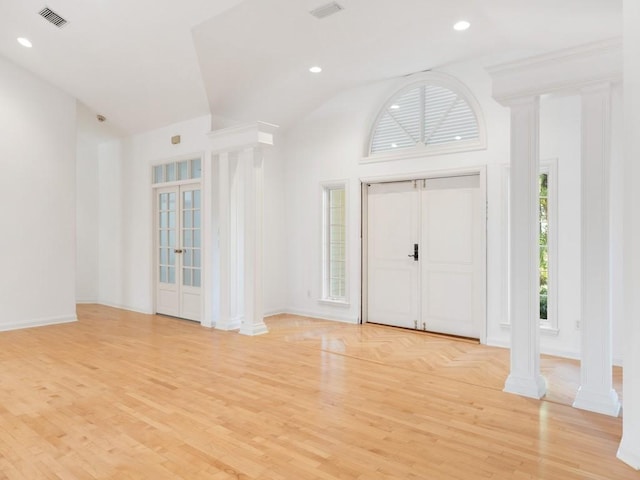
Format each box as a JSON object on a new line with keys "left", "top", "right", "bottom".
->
{"left": 309, "top": 66, "right": 322, "bottom": 73}
{"left": 453, "top": 20, "right": 471, "bottom": 31}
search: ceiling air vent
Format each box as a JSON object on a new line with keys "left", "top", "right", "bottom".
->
{"left": 310, "top": 2, "right": 344, "bottom": 19}
{"left": 38, "top": 7, "right": 68, "bottom": 28}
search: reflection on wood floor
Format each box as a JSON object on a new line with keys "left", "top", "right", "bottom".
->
{"left": 0, "top": 305, "right": 633, "bottom": 479}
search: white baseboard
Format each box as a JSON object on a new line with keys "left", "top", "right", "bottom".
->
{"left": 0, "top": 314, "right": 77, "bottom": 332}
{"left": 96, "top": 301, "right": 154, "bottom": 315}
{"left": 76, "top": 299, "right": 99, "bottom": 304}
{"left": 486, "top": 337, "right": 582, "bottom": 361}
{"left": 487, "top": 337, "right": 625, "bottom": 367}
{"left": 279, "top": 307, "right": 359, "bottom": 324}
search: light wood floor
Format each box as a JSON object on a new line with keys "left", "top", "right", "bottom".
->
{"left": 0, "top": 305, "right": 635, "bottom": 480}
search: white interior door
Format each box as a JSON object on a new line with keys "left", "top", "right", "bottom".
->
{"left": 365, "top": 174, "right": 485, "bottom": 338}
{"left": 156, "top": 185, "right": 202, "bottom": 321}
{"left": 367, "top": 181, "right": 420, "bottom": 329}
{"left": 420, "top": 175, "right": 483, "bottom": 338}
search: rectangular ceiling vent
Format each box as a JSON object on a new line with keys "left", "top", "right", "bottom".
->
{"left": 310, "top": 2, "right": 344, "bottom": 19}
{"left": 38, "top": 7, "right": 68, "bottom": 28}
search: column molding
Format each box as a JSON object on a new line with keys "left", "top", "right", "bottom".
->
{"left": 503, "top": 96, "right": 546, "bottom": 399}
{"left": 208, "top": 122, "right": 277, "bottom": 336}
{"left": 573, "top": 82, "right": 620, "bottom": 416}
{"left": 215, "top": 152, "right": 240, "bottom": 331}
{"left": 239, "top": 147, "right": 268, "bottom": 336}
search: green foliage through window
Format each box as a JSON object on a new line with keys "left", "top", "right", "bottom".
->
{"left": 539, "top": 173, "right": 549, "bottom": 320}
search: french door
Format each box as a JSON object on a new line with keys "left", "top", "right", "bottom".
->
{"left": 156, "top": 184, "right": 202, "bottom": 321}
{"left": 366, "top": 174, "right": 485, "bottom": 338}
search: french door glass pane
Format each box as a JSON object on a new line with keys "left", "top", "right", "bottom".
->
{"left": 183, "top": 191, "right": 192, "bottom": 209}
{"left": 192, "top": 269, "right": 201, "bottom": 288}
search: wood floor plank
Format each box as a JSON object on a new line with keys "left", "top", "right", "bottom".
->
{"left": 0, "top": 305, "right": 636, "bottom": 479}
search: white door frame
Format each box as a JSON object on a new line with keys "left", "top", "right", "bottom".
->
{"left": 360, "top": 165, "right": 487, "bottom": 344}
{"left": 153, "top": 179, "right": 204, "bottom": 322}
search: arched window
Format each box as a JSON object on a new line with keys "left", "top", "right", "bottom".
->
{"left": 367, "top": 73, "right": 486, "bottom": 159}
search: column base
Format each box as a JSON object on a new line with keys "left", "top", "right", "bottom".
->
{"left": 239, "top": 319, "right": 268, "bottom": 336}
{"left": 618, "top": 437, "right": 640, "bottom": 470}
{"left": 573, "top": 386, "right": 621, "bottom": 417}
{"left": 504, "top": 374, "right": 547, "bottom": 399}
{"left": 215, "top": 316, "right": 242, "bottom": 331}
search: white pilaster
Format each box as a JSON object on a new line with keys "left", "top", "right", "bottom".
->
{"left": 618, "top": 0, "right": 640, "bottom": 468}
{"left": 573, "top": 83, "right": 620, "bottom": 416}
{"left": 503, "top": 96, "right": 547, "bottom": 399}
{"left": 239, "top": 147, "right": 268, "bottom": 336}
{"left": 215, "top": 152, "right": 241, "bottom": 331}
{"left": 201, "top": 150, "right": 214, "bottom": 328}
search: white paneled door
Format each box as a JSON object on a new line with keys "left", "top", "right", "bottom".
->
{"left": 156, "top": 185, "right": 202, "bottom": 321}
{"left": 367, "top": 181, "right": 420, "bottom": 329}
{"left": 366, "top": 174, "right": 485, "bottom": 338}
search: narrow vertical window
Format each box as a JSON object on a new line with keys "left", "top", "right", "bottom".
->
{"left": 539, "top": 172, "right": 549, "bottom": 321}
{"left": 323, "top": 184, "right": 347, "bottom": 303}
{"left": 502, "top": 159, "right": 557, "bottom": 332}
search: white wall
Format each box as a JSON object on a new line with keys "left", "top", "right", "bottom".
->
{"left": 282, "top": 59, "right": 510, "bottom": 328}
{"left": 97, "top": 115, "right": 287, "bottom": 318}
{"left": 0, "top": 55, "right": 77, "bottom": 330}
{"left": 76, "top": 131, "right": 99, "bottom": 303}
{"left": 280, "top": 56, "right": 625, "bottom": 361}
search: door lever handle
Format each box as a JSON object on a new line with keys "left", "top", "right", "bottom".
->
{"left": 408, "top": 243, "right": 419, "bottom": 261}
{"left": 174, "top": 249, "right": 183, "bottom": 254}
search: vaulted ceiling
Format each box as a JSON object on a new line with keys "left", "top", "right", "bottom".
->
{"left": 0, "top": 0, "right": 622, "bottom": 135}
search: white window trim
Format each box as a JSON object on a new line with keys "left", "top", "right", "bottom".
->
{"left": 362, "top": 71, "right": 487, "bottom": 163}
{"left": 500, "top": 158, "right": 559, "bottom": 334}
{"left": 151, "top": 154, "right": 204, "bottom": 186}
{"left": 320, "top": 180, "right": 349, "bottom": 306}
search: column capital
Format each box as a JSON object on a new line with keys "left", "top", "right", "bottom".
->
{"left": 208, "top": 121, "right": 279, "bottom": 153}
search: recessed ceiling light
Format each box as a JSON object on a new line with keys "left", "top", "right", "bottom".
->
{"left": 453, "top": 20, "right": 470, "bottom": 31}
{"left": 309, "top": 66, "right": 322, "bottom": 73}
{"left": 390, "top": 104, "right": 400, "bottom": 110}
{"left": 17, "top": 37, "right": 32, "bottom": 48}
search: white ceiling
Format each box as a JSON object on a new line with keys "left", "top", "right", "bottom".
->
{"left": 0, "top": 0, "right": 622, "bottom": 135}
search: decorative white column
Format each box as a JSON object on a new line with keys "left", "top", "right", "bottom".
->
{"left": 573, "top": 83, "right": 621, "bottom": 416}
{"left": 239, "top": 147, "right": 267, "bottom": 336}
{"left": 201, "top": 150, "right": 215, "bottom": 328}
{"left": 503, "top": 96, "right": 547, "bottom": 399}
{"left": 214, "top": 152, "right": 241, "bottom": 331}
{"left": 618, "top": 0, "right": 640, "bottom": 467}
{"left": 208, "top": 122, "right": 278, "bottom": 336}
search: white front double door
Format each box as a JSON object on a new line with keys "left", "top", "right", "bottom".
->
{"left": 156, "top": 185, "right": 202, "bottom": 321}
{"left": 366, "top": 174, "right": 485, "bottom": 338}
